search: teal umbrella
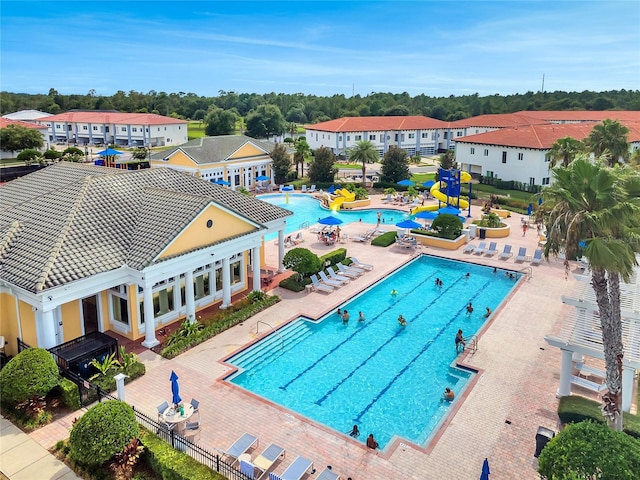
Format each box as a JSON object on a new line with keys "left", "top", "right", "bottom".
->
{"left": 318, "top": 216, "right": 343, "bottom": 226}
{"left": 96, "top": 148, "right": 123, "bottom": 156}
{"left": 397, "top": 179, "right": 414, "bottom": 187}
{"left": 396, "top": 219, "right": 421, "bottom": 229}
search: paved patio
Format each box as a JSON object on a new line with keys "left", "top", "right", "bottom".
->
{"left": 30, "top": 195, "right": 580, "bottom": 480}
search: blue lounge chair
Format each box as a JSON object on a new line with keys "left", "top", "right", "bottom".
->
{"left": 269, "top": 456, "right": 313, "bottom": 480}
{"left": 463, "top": 243, "right": 477, "bottom": 254}
{"left": 223, "top": 433, "right": 259, "bottom": 465}
{"left": 531, "top": 249, "right": 543, "bottom": 266}
{"left": 485, "top": 242, "right": 498, "bottom": 256}
{"left": 310, "top": 274, "right": 334, "bottom": 293}
{"left": 473, "top": 241, "right": 487, "bottom": 255}
{"left": 317, "top": 466, "right": 341, "bottom": 480}
{"left": 515, "top": 247, "right": 527, "bottom": 262}
{"left": 499, "top": 244, "right": 513, "bottom": 260}
{"left": 240, "top": 443, "right": 286, "bottom": 479}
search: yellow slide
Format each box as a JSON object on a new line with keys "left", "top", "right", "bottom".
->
{"left": 411, "top": 171, "right": 471, "bottom": 214}
{"left": 329, "top": 189, "right": 355, "bottom": 210}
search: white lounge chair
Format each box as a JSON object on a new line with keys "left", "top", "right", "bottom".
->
{"left": 473, "top": 241, "right": 487, "bottom": 255}
{"left": 337, "top": 263, "right": 363, "bottom": 278}
{"left": 349, "top": 257, "right": 373, "bottom": 271}
{"left": 382, "top": 194, "right": 392, "bottom": 203}
{"left": 485, "top": 242, "right": 498, "bottom": 256}
{"left": 571, "top": 375, "right": 607, "bottom": 393}
{"left": 499, "top": 244, "right": 513, "bottom": 260}
{"left": 317, "top": 466, "right": 341, "bottom": 480}
{"left": 328, "top": 268, "right": 351, "bottom": 283}
{"left": 309, "top": 185, "right": 316, "bottom": 193}
{"left": 223, "top": 433, "right": 259, "bottom": 465}
{"left": 269, "top": 456, "right": 314, "bottom": 480}
{"left": 463, "top": 243, "right": 477, "bottom": 254}
{"left": 290, "top": 232, "right": 304, "bottom": 245}
{"left": 515, "top": 247, "right": 527, "bottom": 262}
{"left": 319, "top": 270, "right": 346, "bottom": 287}
{"left": 531, "top": 249, "right": 543, "bottom": 265}
{"left": 310, "top": 275, "right": 334, "bottom": 293}
{"left": 239, "top": 443, "right": 286, "bottom": 479}
{"left": 301, "top": 185, "right": 307, "bottom": 192}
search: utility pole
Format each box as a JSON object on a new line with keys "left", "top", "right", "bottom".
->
{"left": 541, "top": 73, "right": 545, "bottom": 93}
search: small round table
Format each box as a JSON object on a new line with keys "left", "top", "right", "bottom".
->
{"left": 238, "top": 453, "right": 251, "bottom": 464}
{"left": 162, "top": 404, "right": 194, "bottom": 432}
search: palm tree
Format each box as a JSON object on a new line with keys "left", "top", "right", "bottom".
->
{"left": 587, "top": 119, "right": 630, "bottom": 167}
{"left": 348, "top": 140, "right": 379, "bottom": 185}
{"left": 293, "top": 138, "right": 311, "bottom": 177}
{"left": 547, "top": 136, "right": 585, "bottom": 169}
{"left": 543, "top": 155, "right": 640, "bottom": 430}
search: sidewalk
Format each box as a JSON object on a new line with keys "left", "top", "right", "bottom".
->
{"left": 0, "top": 415, "right": 80, "bottom": 480}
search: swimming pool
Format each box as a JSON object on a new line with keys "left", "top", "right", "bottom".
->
{"left": 260, "top": 194, "right": 407, "bottom": 239}
{"left": 226, "top": 255, "right": 520, "bottom": 449}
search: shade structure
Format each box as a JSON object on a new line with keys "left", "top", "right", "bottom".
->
{"left": 422, "top": 180, "right": 435, "bottom": 188}
{"left": 438, "top": 206, "right": 461, "bottom": 216}
{"left": 215, "top": 179, "right": 231, "bottom": 186}
{"left": 480, "top": 458, "right": 490, "bottom": 480}
{"left": 281, "top": 185, "right": 294, "bottom": 191}
{"left": 327, "top": 185, "right": 336, "bottom": 194}
{"left": 415, "top": 210, "right": 438, "bottom": 220}
{"left": 397, "top": 179, "right": 415, "bottom": 187}
{"left": 96, "top": 148, "right": 123, "bottom": 156}
{"left": 256, "top": 175, "right": 270, "bottom": 181}
{"left": 318, "top": 215, "right": 343, "bottom": 226}
{"left": 395, "top": 219, "right": 421, "bottom": 229}
{"left": 170, "top": 370, "right": 181, "bottom": 406}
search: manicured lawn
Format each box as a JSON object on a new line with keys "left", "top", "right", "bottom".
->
{"left": 334, "top": 163, "right": 365, "bottom": 170}
{"left": 188, "top": 121, "right": 206, "bottom": 140}
{"left": 463, "top": 183, "right": 538, "bottom": 203}
{"left": 410, "top": 173, "right": 436, "bottom": 184}
{"left": 0, "top": 158, "right": 24, "bottom": 166}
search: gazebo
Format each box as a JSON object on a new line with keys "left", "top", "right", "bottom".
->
{"left": 545, "top": 266, "right": 640, "bottom": 412}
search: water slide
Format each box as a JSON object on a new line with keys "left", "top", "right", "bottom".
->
{"left": 411, "top": 171, "right": 471, "bottom": 214}
{"left": 329, "top": 189, "right": 356, "bottom": 210}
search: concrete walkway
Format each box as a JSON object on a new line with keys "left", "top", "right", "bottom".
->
{"left": 0, "top": 415, "right": 80, "bottom": 480}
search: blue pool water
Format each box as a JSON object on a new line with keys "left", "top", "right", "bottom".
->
{"left": 226, "top": 255, "right": 520, "bottom": 449}
{"left": 260, "top": 194, "right": 407, "bottom": 239}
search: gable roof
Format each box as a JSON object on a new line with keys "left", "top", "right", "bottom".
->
{"left": 455, "top": 124, "right": 596, "bottom": 149}
{"left": 151, "top": 135, "right": 275, "bottom": 165}
{"left": 43, "top": 111, "right": 187, "bottom": 126}
{"left": 305, "top": 116, "right": 447, "bottom": 133}
{"left": 0, "top": 118, "right": 48, "bottom": 130}
{"left": 515, "top": 110, "right": 640, "bottom": 123}
{"left": 2, "top": 110, "right": 53, "bottom": 121}
{"left": 0, "top": 162, "right": 292, "bottom": 292}
{"left": 447, "top": 113, "right": 548, "bottom": 129}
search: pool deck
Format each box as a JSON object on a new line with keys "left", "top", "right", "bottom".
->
{"left": 29, "top": 195, "right": 578, "bottom": 480}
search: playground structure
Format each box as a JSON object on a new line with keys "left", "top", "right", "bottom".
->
{"left": 412, "top": 168, "right": 472, "bottom": 217}
{"left": 327, "top": 188, "right": 356, "bottom": 211}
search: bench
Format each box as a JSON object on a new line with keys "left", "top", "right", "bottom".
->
{"left": 571, "top": 375, "right": 608, "bottom": 393}
{"left": 576, "top": 363, "right": 606, "bottom": 380}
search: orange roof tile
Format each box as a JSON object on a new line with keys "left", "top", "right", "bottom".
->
{"left": 447, "top": 113, "right": 548, "bottom": 128}
{"left": 305, "top": 116, "right": 447, "bottom": 132}
{"left": 456, "top": 124, "right": 597, "bottom": 149}
{"left": 0, "top": 118, "right": 47, "bottom": 130}
{"left": 515, "top": 110, "right": 640, "bottom": 122}
{"left": 44, "top": 111, "right": 187, "bottom": 126}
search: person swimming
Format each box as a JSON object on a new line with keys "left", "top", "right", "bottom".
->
{"left": 398, "top": 315, "right": 407, "bottom": 327}
{"left": 484, "top": 307, "right": 492, "bottom": 318}
{"left": 444, "top": 387, "right": 455, "bottom": 401}
{"left": 466, "top": 302, "right": 474, "bottom": 315}
{"left": 391, "top": 289, "right": 398, "bottom": 296}
{"left": 349, "top": 424, "right": 360, "bottom": 437}
{"left": 358, "top": 311, "right": 366, "bottom": 322}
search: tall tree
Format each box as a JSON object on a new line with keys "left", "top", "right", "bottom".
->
{"left": 204, "top": 107, "right": 237, "bottom": 136}
{"left": 587, "top": 119, "right": 630, "bottom": 166}
{"left": 547, "top": 136, "right": 585, "bottom": 169}
{"left": 543, "top": 156, "right": 640, "bottom": 430}
{"left": 308, "top": 147, "right": 336, "bottom": 183}
{"left": 293, "top": 138, "right": 311, "bottom": 177}
{"left": 380, "top": 146, "right": 411, "bottom": 183}
{"left": 0, "top": 125, "right": 44, "bottom": 152}
{"left": 245, "top": 104, "right": 286, "bottom": 139}
{"left": 270, "top": 143, "right": 291, "bottom": 184}
{"left": 348, "top": 140, "right": 379, "bottom": 186}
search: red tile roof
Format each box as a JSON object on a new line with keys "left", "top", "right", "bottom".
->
{"left": 305, "top": 116, "right": 447, "bottom": 132}
{"left": 43, "top": 111, "right": 187, "bottom": 125}
{"left": 447, "top": 113, "right": 548, "bottom": 128}
{"left": 515, "top": 110, "right": 640, "bottom": 122}
{"left": 455, "top": 124, "right": 597, "bottom": 149}
{"left": 0, "top": 118, "right": 47, "bottom": 130}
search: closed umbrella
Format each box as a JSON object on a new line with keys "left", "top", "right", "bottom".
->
{"left": 395, "top": 219, "right": 421, "bottom": 229}
{"left": 527, "top": 204, "right": 533, "bottom": 216}
{"left": 480, "top": 458, "right": 490, "bottom": 480}
{"left": 318, "top": 215, "right": 343, "bottom": 226}
{"left": 397, "top": 179, "right": 414, "bottom": 187}
{"left": 538, "top": 197, "right": 543, "bottom": 206}
{"left": 170, "top": 370, "right": 181, "bottom": 406}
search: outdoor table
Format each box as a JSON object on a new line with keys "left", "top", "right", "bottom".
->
{"left": 162, "top": 404, "right": 194, "bottom": 432}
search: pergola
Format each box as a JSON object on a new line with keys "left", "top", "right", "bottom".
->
{"left": 545, "top": 268, "right": 640, "bottom": 412}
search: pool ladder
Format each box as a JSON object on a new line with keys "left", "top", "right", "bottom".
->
{"left": 300, "top": 221, "right": 310, "bottom": 230}
{"left": 518, "top": 266, "right": 533, "bottom": 280}
{"left": 467, "top": 335, "right": 478, "bottom": 353}
{"left": 254, "top": 321, "right": 285, "bottom": 351}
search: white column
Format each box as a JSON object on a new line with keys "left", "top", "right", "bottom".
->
{"left": 252, "top": 246, "right": 261, "bottom": 292}
{"left": 221, "top": 257, "right": 231, "bottom": 308}
{"left": 621, "top": 366, "right": 635, "bottom": 412}
{"left": 557, "top": 349, "right": 573, "bottom": 397}
{"left": 277, "top": 229, "right": 285, "bottom": 273}
{"left": 114, "top": 373, "right": 128, "bottom": 401}
{"left": 37, "top": 309, "right": 57, "bottom": 349}
{"left": 141, "top": 285, "right": 159, "bottom": 348}
{"left": 184, "top": 270, "right": 196, "bottom": 323}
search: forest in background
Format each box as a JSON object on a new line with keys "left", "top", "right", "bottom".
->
{"left": 1, "top": 89, "right": 639, "bottom": 123}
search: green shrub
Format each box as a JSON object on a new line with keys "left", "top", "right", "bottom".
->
{"left": 371, "top": 231, "right": 397, "bottom": 247}
{"left": 430, "top": 214, "right": 463, "bottom": 240}
{"left": 538, "top": 420, "right": 640, "bottom": 479}
{"left": 89, "top": 361, "right": 146, "bottom": 395}
{"left": 43, "top": 149, "right": 62, "bottom": 160}
{"left": 283, "top": 248, "right": 321, "bottom": 280}
{"left": 58, "top": 377, "right": 81, "bottom": 411}
{"left": 558, "top": 396, "right": 640, "bottom": 439}
{"left": 17, "top": 148, "right": 42, "bottom": 163}
{"left": 318, "top": 248, "right": 347, "bottom": 267}
{"left": 69, "top": 400, "right": 138, "bottom": 465}
{"left": 0, "top": 347, "right": 60, "bottom": 404}
{"left": 279, "top": 276, "right": 310, "bottom": 292}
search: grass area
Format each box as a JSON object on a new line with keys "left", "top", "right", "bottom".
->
{"left": 410, "top": 173, "right": 436, "bottom": 184}
{"left": 187, "top": 121, "right": 206, "bottom": 140}
{"left": 0, "top": 158, "right": 25, "bottom": 166}
{"left": 334, "top": 163, "right": 364, "bottom": 170}
{"left": 463, "top": 183, "right": 539, "bottom": 203}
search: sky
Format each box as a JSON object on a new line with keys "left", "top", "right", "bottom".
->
{"left": 1, "top": 0, "right": 639, "bottom": 98}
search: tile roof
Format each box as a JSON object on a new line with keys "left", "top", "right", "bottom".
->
{"left": 151, "top": 135, "right": 275, "bottom": 164}
{"left": 447, "top": 113, "right": 548, "bottom": 129}
{"left": 0, "top": 163, "right": 292, "bottom": 292}
{"left": 455, "top": 123, "right": 596, "bottom": 149}
{"left": 305, "top": 116, "right": 447, "bottom": 132}
{"left": 43, "top": 111, "right": 187, "bottom": 126}
{"left": 515, "top": 110, "right": 640, "bottom": 122}
{"left": 0, "top": 118, "right": 48, "bottom": 130}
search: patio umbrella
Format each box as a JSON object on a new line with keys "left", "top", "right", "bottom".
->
{"left": 527, "top": 203, "right": 533, "bottom": 216}
{"left": 422, "top": 180, "right": 435, "bottom": 188}
{"left": 415, "top": 210, "right": 438, "bottom": 220}
{"left": 395, "top": 219, "right": 421, "bottom": 229}
{"left": 96, "top": 148, "right": 123, "bottom": 156}
{"left": 480, "top": 458, "right": 490, "bottom": 480}
{"left": 438, "top": 206, "right": 461, "bottom": 216}
{"left": 327, "top": 185, "right": 336, "bottom": 194}
{"left": 318, "top": 215, "right": 343, "bottom": 226}
{"left": 215, "top": 179, "right": 231, "bottom": 186}
{"left": 281, "top": 185, "right": 294, "bottom": 191}
{"left": 538, "top": 197, "right": 543, "bottom": 206}
{"left": 397, "top": 179, "right": 415, "bottom": 187}
{"left": 170, "top": 370, "right": 181, "bottom": 406}
{"left": 256, "top": 175, "right": 270, "bottom": 181}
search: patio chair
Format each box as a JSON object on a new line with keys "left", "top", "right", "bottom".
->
{"left": 463, "top": 243, "right": 477, "bottom": 254}
{"left": 349, "top": 257, "right": 373, "bottom": 271}
{"left": 269, "top": 455, "right": 314, "bottom": 480}
{"left": 301, "top": 185, "right": 307, "bottom": 192}
{"left": 156, "top": 401, "right": 176, "bottom": 432}
{"left": 382, "top": 194, "right": 392, "bottom": 203}
{"left": 190, "top": 398, "right": 199, "bottom": 413}
{"left": 473, "top": 241, "right": 487, "bottom": 255}
{"left": 291, "top": 232, "right": 304, "bottom": 245}
{"left": 317, "top": 467, "right": 341, "bottom": 480}
{"left": 531, "top": 249, "right": 543, "bottom": 266}
{"left": 310, "top": 274, "right": 334, "bottom": 293}
{"left": 485, "top": 242, "right": 498, "bottom": 256}
{"left": 498, "top": 244, "right": 513, "bottom": 260}
{"left": 222, "top": 432, "right": 259, "bottom": 465}
{"left": 318, "top": 270, "right": 346, "bottom": 287}
{"left": 309, "top": 185, "right": 316, "bottom": 193}
{"left": 337, "top": 263, "right": 363, "bottom": 278}
{"left": 515, "top": 247, "right": 527, "bottom": 262}
{"left": 328, "top": 268, "right": 350, "bottom": 284}
{"left": 240, "top": 443, "right": 286, "bottom": 480}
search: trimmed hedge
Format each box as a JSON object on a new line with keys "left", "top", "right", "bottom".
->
{"left": 279, "top": 276, "right": 311, "bottom": 292}
{"left": 139, "top": 428, "right": 226, "bottom": 480}
{"left": 161, "top": 295, "right": 280, "bottom": 359}
{"left": 58, "top": 377, "right": 81, "bottom": 411}
{"left": 0, "top": 347, "right": 60, "bottom": 404}
{"left": 371, "top": 231, "right": 397, "bottom": 247}
{"left": 319, "top": 248, "right": 347, "bottom": 267}
{"left": 558, "top": 396, "right": 640, "bottom": 439}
